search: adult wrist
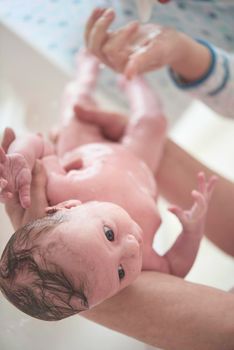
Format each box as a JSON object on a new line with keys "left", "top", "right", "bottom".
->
{"left": 170, "top": 34, "right": 212, "bottom": 83}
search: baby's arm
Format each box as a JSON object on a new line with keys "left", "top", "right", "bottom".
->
{"left": 164, "top": 173, "right": 217, "bottom": 277}
{"left": 143, "top": 173, "right": 217, "bottom": 277}
{"left": 0, "top": 128, "right": 54, "bottom": 208}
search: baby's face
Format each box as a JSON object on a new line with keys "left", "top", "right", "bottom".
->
{"left": 43, "top": 201, "right": 143, "bottom": 309}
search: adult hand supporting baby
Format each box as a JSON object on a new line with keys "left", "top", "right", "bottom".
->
{"left": 4, "top": 161, "right": 48, "bottom": 230}
{"left": 83, "top": 270, "right": 234, "bottom": 350}
{"left": 1, "top": 126, "right": 48, "bottom": 229}
{"left": 85, "top": 8, "right": 139, "bottom": 73}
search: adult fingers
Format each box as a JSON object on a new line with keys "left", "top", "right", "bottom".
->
{"left": 102, "top": 22, "right": 139, "bottom": 71}
{"left": 25, "top": 160, "right": 48, "bottom": 221}
{"left": 87, "top": 8, "right": 115, "bottom": 61}
{"left": 125, "top": 47, "right": 157, "bottom": 78}
{"left": 110, "top": 21, "right": 139, "bottom": 48}
{"left": 124, "top": 33, "right": 167, "bottom": 78}
{"left": 20, "top": 161, "right": 49, "bottom": 226}
{"left": 85, "top": 8, "right": 106, "bottom": 45}
{"left": 19, "top": 183, "right": 31, "bottom": 209}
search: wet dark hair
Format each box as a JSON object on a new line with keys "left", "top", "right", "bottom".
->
{"left": 0, "top": 213, "right": 89, "bottom": 321}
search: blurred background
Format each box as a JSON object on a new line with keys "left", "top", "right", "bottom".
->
{"left": 0, "top": 1, "right": 234, "bottom": 350}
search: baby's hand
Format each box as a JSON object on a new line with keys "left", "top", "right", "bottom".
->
{"left": 0, "top": 147, "right": 32, "bottom": 208}
{"left": 85, "top": 8, "right": 184, "bottom": 78}
{"left": 168, "top": 172, "right": 217, "bottom": 236}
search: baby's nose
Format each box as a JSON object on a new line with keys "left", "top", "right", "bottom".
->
{"left": 122, "top": 234, "right": 139, "bottom": 258}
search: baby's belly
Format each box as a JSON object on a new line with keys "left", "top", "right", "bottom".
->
{"left": 46, "top": 143, "right": 157, "bottom": 215}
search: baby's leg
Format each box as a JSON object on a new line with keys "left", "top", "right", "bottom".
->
{"left": 56, "top": 49, "right": 104, "bottom": 157}
{"left": 121, "top": 76, "right": 167, "bottom": 173}
{"left": 0, "top": 128, "right": 54, "bottom": 208}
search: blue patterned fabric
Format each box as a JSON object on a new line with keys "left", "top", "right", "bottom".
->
{"left": 0, "top": 0, "right": 233, "bottom": 118}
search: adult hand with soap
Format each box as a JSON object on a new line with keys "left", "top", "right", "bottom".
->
{"left": 85, "top": 6, "right": 234, "bottom": 118}
{"left": 85, "top": 7, "right": 212, "bottom": 83}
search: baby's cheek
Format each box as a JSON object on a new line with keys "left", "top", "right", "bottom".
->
{"left": 124, "top": 255, "right": 142, "bottom": 287}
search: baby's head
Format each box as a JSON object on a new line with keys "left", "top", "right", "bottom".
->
{"left": 0, "top": 201, "right": 143, "bottom": 321}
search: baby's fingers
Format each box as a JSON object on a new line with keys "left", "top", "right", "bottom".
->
{"left": 197, "top": 172, "right": 206, "bottom": 193}
{"left": 191, "top": 190, "right": 206, "bottom": 213}
{"left": 103, "top": 22, "right": 139, "bottom": 71}
{"left": 168, "top": 205, "right": 185, "bottom": 223}
{"left": 197, "top": 172, "right": 218, "bottom": 201}
{"left": 206, "top": 175, "right": 218, "bottom": 199}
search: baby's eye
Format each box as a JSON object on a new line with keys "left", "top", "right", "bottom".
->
{"left": 118, "top": 265, "right": 125, "bottom": 280}
{"left": 103, "top": 225, "right": 114, "bottom": 241}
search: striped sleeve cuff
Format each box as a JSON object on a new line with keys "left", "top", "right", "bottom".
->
{"left": 169, "top": 39, "right": 230, "bottom": 97}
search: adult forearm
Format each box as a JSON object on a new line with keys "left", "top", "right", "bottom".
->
{"left": 171, "top": 34, "right": 212, "bottom": 82}
{"left": 82, "top": 272, "right": 234, "bottom": 350}
{"left": 157, "top": 139, "right": 234, "bottom": 256}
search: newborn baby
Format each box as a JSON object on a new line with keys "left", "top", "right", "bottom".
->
{"left": 0, "top": 50, "right": 215, "bottom": 321}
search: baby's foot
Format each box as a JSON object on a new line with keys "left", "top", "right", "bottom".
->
{"left": 0, "top": 147, "right": 32, "bottom": 208}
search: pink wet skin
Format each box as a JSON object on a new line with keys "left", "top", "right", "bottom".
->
{"left": 0, "top": 49, "right": 216, "bottom": 309}
{"left": 41, "top": 202, "right": 143, "bottom": 307}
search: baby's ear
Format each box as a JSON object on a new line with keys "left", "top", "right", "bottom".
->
{"left": 45, "top": 200, "right": 82, "bottom": 214}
